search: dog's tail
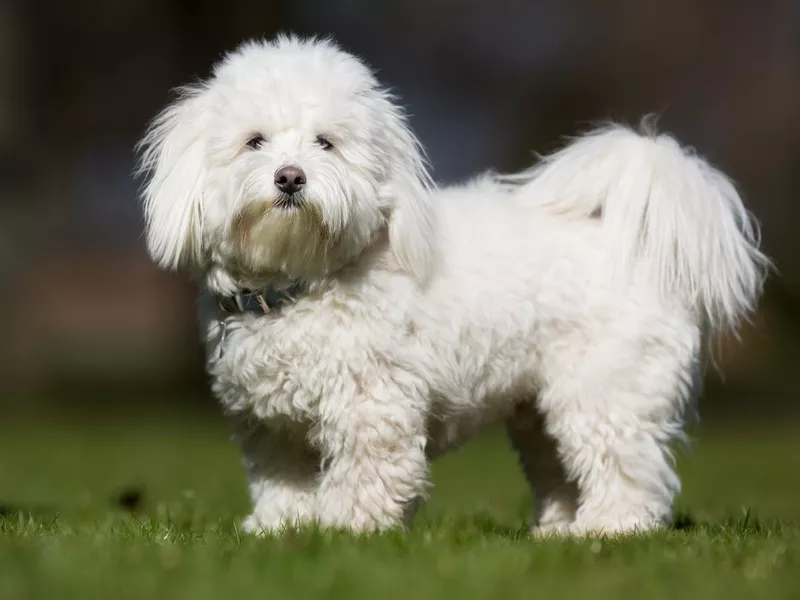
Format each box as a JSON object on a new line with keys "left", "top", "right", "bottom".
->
{"left": 501, "top": 122, "right": 769, "bottom": 335}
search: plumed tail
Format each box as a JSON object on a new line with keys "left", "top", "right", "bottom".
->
{"left": 500, "top": 123, "right": 770, "bottom": 335}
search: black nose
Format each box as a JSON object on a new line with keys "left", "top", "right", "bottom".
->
{"left": 274, "top": 165, "right": 306, "bottom": 195}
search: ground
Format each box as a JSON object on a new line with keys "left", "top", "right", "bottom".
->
{"left": 1, "top": 407, "right": 798, "bottom": 599}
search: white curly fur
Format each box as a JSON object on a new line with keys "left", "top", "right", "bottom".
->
{"left": 138, "top": 36, "right": 768, "bottom": 536}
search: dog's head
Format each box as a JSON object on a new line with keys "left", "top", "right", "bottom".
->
{"left": 138, "top": 36, "right": 435, "bottom": 290}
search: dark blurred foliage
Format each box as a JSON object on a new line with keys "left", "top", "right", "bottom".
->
{"left": 1, "top": 0, "right": 798, "bottom": 418}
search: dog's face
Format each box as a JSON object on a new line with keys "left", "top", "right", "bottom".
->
{"left": 138, "top": 37, "right": 435, "bottom": 291}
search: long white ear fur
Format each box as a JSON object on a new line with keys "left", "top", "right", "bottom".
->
{"left": 378, "top": 98, "right": 437, "bottom": 283}
{"left": 136, "top": 86, "right": 208, "bottom": 270}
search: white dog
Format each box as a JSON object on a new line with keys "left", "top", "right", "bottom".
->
{"left": 138, "top": 36, "right": 767, "bottom": 536}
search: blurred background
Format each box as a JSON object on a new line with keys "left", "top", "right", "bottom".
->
{"left": 1, "top": 0, "right": 799, "bottom": 420}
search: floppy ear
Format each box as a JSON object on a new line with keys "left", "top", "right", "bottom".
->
{"left": 378, "top": 100, "right": 437, "bottom": 283}
{"left": 136, "top": 86, "right": 208, "bottom": 270}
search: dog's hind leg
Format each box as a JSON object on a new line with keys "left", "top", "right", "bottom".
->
{"left": 536, "top": 321, "right": 700, "bottom": 536}
{"left": 507, "top": 404, "right": 578, "bottom": 535}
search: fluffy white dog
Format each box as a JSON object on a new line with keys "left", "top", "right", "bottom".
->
{"left": 138, "top": 36, "right": 767, "bottom": 536}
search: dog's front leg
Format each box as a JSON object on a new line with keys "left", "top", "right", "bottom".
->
{"left": 312, "top": 382, "right": 429, "bottom": 533}
{"left": 228, "top": 414, "right": 321, "bottom": 535}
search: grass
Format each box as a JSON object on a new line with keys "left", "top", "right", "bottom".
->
{"left": 0, "top": 408, "right": 798, "bottom": 599}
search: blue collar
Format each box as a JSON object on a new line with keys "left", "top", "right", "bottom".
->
{"left": 216, "top": 281, "right": 307, "bottom": 315}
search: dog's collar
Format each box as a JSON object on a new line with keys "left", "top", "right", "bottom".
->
{"left": 212, "top": 280, "right": 307, "bottom": 362}
{"left": 216, "top": 280, "right": 307, "bottom": 315}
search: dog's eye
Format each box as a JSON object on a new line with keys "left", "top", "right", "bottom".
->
{"left": 316, "top": 135, "right": 334, "bottom": 151}
{"left": 245, "top": 134, "right": 265, "bottom": 150}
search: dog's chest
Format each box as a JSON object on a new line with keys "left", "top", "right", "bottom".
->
{"left": 203, "top": 296, "right": 405, "bottom": 426}
{"left": 206, "top": 313, "right": 333, "bottom": 423}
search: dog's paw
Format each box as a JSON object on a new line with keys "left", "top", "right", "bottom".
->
{"left": 241, "top": 514, "right": 274, "bottom": 536}
{"left": 529, "top": 522, "right": 573, "bottom": 538}
{"left": 529, "top": 515, "right": 665, "bottom": 538}
{"left": 241, "top": 514, "right": 297, "bottom": 537}
{"left": 553, "top": 517, "right": 665, "bottom": 538}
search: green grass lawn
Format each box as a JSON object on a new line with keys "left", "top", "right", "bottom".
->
{"left": 0, "top": 409, "right": 798, "bottom": 599}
